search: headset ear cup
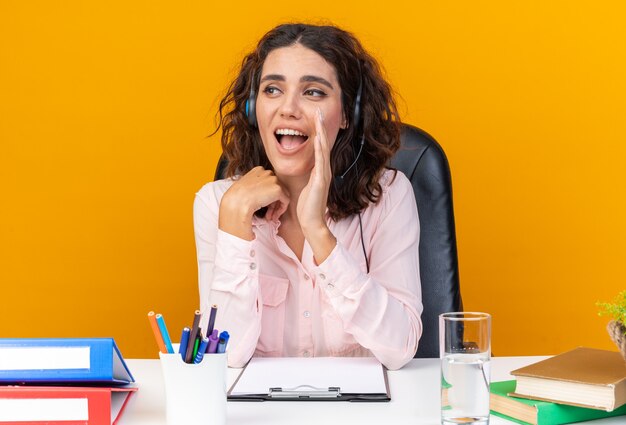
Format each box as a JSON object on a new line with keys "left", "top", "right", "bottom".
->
{"left": 246, "top": 72, "right": 258, "bottom": 128}
{"left": 246, "top": 97, "right": 257, "bottom": 128}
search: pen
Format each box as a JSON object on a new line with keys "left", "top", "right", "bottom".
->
{"left": 147, "top": 311, "right": 167, "bottom": 354}
{"left": 155, "top": 313, "right": 174, "bottom": 354}
{"left": 206, "top": 304, "right": 218, "bottom": 338}
{"left": 179, "top": 327, "right": 190, "bottom": 360}
{"left": 193, "top": 337, "right": 210, "bottom": 364}
{"left": 217, "top": 331, "right": 230, "bottom": 354}
{"left": 206, "top": 328, "right": 218, "bottom": 353}
{"left": 208, "top": 331, "right": 219, "bottom": 354}
{"left": 185, "top": 311, "right": 202, "bottom": 363}
{"left": 192, "top": 335, "right": 200, "bottom": 359}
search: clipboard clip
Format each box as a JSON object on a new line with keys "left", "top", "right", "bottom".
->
{"left": 269, "top": 385, "right": 341, "bottom": 399}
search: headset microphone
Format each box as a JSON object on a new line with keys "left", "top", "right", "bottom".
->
{"left": 333, "top": 133, "right": 365, "bottom": 188}
{"left": 333, "top": 62, "right": 364, "bottom": 188}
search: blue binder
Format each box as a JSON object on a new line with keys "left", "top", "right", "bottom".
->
{"left": 0, "top": 338, "right": 134, "bottom": 384}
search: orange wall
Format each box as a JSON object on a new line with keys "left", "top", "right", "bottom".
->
{"left": 1, "top": 1, "right": 624, "bottom": 358}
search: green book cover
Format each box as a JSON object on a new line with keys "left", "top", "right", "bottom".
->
{"left": 490, "top": 381, "right": 626, "bottom": 425}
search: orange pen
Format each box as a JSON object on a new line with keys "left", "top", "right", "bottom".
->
{"left": 148, "top": 311, "right": 167, "bottom": 354}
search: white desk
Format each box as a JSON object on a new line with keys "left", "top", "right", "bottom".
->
{"left": 119, "top": 357, "right": 623, "bottom": 424}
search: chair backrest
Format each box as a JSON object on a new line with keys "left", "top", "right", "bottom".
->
{"left": 390, "top": 123, "right": 462, "bottom": 358}
{"left": 213, "top": 122, "right": 462, "bottom": 358}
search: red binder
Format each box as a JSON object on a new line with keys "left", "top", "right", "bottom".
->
{"left": 0, "top": 386, "right": 137, "bottom": 424}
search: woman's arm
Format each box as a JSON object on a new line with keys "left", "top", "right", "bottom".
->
{"left": 314, "top": 173, "right": 423, "bottom": 370}
{"left": 297, "top": 110, "right": 422, "bottom": 369}
{"left": 195, "top": 164, "right": 289, "bottom": 367}
{"left": 194, "top": 182, "right": 263, "bottom": 367}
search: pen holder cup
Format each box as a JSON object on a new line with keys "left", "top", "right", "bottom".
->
{"left": 159, "top": 346, "right": 227, "bottom": 425}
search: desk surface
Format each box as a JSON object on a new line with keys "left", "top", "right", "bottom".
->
{"left": 119, "top": 356, "right": 624, "bottom": 425}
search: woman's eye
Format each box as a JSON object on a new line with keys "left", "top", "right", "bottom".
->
{"left": 304, "top": 89, "right": 327, "bottom": 97}
{"left": 263, "top": 86, "right": 281, "bottom": 95}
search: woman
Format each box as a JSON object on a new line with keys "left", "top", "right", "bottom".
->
{"left": 194, "top": 23, "right": 422, "bottom": 370}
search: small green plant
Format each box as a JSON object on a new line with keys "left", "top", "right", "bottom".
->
{"left": 597, "top": 290, "right": 626, "bottom": 327}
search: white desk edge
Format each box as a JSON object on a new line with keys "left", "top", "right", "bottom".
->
{"left": 118, "top": 356, "right": 624, "bottom": 425}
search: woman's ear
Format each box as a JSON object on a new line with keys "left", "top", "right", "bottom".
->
{"left": 341, "top": 112, "right": 348, "bottom": 129}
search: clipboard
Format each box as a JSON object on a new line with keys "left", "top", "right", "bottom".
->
{"left": 227, "top": 357, "right": 391, "bottom": 402}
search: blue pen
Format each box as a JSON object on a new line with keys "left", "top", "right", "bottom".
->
{"left": 179, "top": 327, "right": 190, "bottom": 360}
{"left": 217, "top": 331, "right": 230, "bottom": 353}
{"left": 193, "top": 337, "right": 210, "bottom": 364}
{"left": 155, "top": 314, "right": 174, "bottom": 354}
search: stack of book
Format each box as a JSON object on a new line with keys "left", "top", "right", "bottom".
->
{"left": 490, "top": 347, "right": 626, "bottom": 425}
{"left": 0, "top": 338, "right": 136, "bottom": 424}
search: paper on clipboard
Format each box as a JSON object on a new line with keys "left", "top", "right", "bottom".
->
{"left": 228, "top": 357, "right": 389, "bottom": 401}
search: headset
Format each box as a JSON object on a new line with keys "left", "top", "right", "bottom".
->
{"left": 245, "top": 63, "right": 370, "bottom": 273}
{"left": 332, "top": 74, "right": 364, "bottom": 189}
{"left": 246, "top": 71, "right": 258, "bottom": 128}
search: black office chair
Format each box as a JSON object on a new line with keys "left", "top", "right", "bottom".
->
{"left": 214, "top": 122, "right": 462, "bottom": 358}
{"left": 390, "top": 123, "right": 462, "bottom": 357}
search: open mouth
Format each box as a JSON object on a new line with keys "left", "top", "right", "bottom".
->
{"left": 275, "top": 128, "right": 310, "bottom": 150}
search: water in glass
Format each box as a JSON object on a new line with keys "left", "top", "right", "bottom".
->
{"left": 441, "top": 352, "right": 490, "bottom": 425}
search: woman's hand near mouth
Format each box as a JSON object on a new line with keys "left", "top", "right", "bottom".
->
{"left": 297, "top": 108, "right": 337, "bottom": 264}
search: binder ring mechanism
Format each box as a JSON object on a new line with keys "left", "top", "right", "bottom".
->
{"left": 269, "top": 385, "right": 341, "bottom": 399}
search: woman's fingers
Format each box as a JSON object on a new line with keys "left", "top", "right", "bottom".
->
{"left": 265, "top": 202, "right": 276, "bottom": 221}
{"left": 269, "top": 184, "right": 290, "bottom": 221}
{"left": 315, "top": 108, "right": 331, "bottom": 180}
{"left": 273, "top": 196, "right": 289, "bottom": 220}
{"left": 230, "top": 166, "right": 289, "bottom": 217}
{"left": 317, "top": 108, "right": 330, "bottom": 151}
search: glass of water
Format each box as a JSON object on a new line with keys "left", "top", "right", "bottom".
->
{"left": 440, "top": 312, "right": 491, "bottom": 425}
